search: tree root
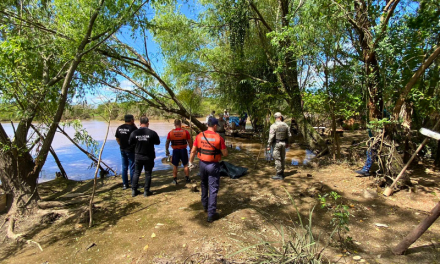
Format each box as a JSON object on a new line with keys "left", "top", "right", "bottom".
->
{"left": 3, "top": 209, "right": 69, "bottom": 252}
{"left": 38, "top": 198, "right": 88, "bottom": 209}
{"left": 6, "top": 217, "right": 43, "bottom": 251}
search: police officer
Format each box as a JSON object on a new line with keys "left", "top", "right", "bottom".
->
{"left": 267, "top": 112, "right": 291, "bottom": 180}
{"left": 165, "top": 119, "right": 193, "bottom": 185}
{"left": 217, "top": 114, "right": 226, "bottom": 139}
{"left": 115, "top": 114, "right": 137, "bottom": 190}
{"left": 129, "top": 116, "right": 160, "bottom": 197}
{"left": 189, "top": 118, "right": 228, "bottom": 223}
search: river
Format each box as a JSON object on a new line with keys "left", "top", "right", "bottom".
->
{"left": 1, "top": 120, "right": 313, "bottom": 183}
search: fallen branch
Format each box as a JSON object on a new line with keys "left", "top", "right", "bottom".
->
{"left": 29, "top": 124, "right": 68, "bottom": 179}
{"left": 57, "top": 125, "right": 117, "bottom": 176}
{"left": 393, "top": 201, "right": 440, "bottom": 255}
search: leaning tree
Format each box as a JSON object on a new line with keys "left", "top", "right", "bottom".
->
{"left": 0, "top": 0, "right": 148, "bottom": 241}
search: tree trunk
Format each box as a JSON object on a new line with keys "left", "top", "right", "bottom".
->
{"left": 351, "top": 1, "right": 384, "bottom": 120}
{"left": 393, "top": 201, "right": 440, "bottom": 255}
{"left": 0, "top": 150, "right": 39, "bottom": 216}
{"left": 365, "top": 57, "right": 383, "bottom": 120}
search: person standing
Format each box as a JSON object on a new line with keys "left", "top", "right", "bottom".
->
{"left": 189, "top": 118, "right": 228, "bottom": 223}
{"left": 267, "top": 112, "right": 291, "bottom": 180}
{"left": 239, "top": 112, "right": 248, "bottom": 131}
{"left": 355, "top": 128, "right": 377, "bottom": 176}
{"left": 129, "top": 116, "right": 160, "bottom": 197}
{"left": 223, "top": 109, "right": 230, "bottom": 129}
{"left": 205, "top": 110, "right": 215, "bottom": 123}
{"left": 217, "top": 114, "right": 226, "bottom": 139}
{"left": 165, "top": 119, "right": 193, "bottom": 185}
{"left": 115, "top": 114, "right": 137, "bottom": 190}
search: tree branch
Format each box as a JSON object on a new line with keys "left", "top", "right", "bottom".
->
{"left": 56, "top": 126, "right": 117, "bottom": 176}
{"left": 393, "top": 44, "right": 440, "bottom": 119}
{"left": 248, "top": 1, "right": 273, "bottom": 32}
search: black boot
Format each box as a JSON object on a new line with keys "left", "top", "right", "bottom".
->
{"left": 144, "top": 189, "right": 153, "bottom": 197}
{"left": 207, "top": 213, "right": 220, "bottom": 223}
{"left": 132, "top": 189, "right": 140, "bottom": 197}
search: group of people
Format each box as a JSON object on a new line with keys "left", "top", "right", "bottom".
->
{"left": 206, "top": 109, "right": 249, "bottom": 132}
{"left": 115, "top": 114, "right": 228, "bottom": 223}
{"left": 115, "top": 111, "right": 292, "bottom": 222}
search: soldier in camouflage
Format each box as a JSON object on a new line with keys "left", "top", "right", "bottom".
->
{"left": 267, "top": 112, "right": 291, "bottom": 180}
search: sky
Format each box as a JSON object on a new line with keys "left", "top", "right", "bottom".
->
{"left": 83, "top": 0, "right": 205, "bottom": 106}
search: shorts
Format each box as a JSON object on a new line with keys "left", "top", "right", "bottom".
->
{"left": 172, "top": 148, "right": 189, "bottom": 167}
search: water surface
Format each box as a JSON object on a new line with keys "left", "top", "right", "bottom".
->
{"left": 1, "top": 120, "right": 313, "bottom": 182}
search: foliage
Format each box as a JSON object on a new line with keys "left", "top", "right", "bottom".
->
{"left": 318, "top": 191, "right": 352, "bottom": 244}
{"left": 60, "top": 120, "right": 99, "bottom": 156}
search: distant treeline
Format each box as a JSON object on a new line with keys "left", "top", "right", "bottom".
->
{"left": 62, "top": 99, "right": 228, "bottom": 121}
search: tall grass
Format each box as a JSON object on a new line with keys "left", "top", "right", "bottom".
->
{"left": 228, "top": 188, "right": 327, "bottom": 264}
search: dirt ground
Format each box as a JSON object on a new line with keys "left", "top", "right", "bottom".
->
{"left": 1, "top": 131, "right": 439, "bottom": 264}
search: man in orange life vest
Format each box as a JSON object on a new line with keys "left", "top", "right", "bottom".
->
{"left": 189, "top": 117, "right": 228, "bottom": 223}
{"left": 165, "top": 119, "right": 193, "bottom": 185}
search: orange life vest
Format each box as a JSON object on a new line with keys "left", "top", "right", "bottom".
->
{"left": 196, "top": 132, "right": 222, "bottom": 162}
{"left": 169, "top": 129, "right": 188, "bottom": 149}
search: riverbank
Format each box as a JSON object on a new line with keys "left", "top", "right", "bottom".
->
{"left": 1, "top": 133, "right": 439, "bottom": 263}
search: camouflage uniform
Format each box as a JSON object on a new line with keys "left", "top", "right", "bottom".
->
{"left": 267, "top": 120, "right": 291, "bottom": 177}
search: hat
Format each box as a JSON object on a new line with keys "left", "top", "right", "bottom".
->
{"left": 224, "top": 109, "right": 227, "bottom": 112}
{"left": 274, "top": 112, "right": 283, "bottom": 118}
{"left": 208, "top": 117, "right": 219, "bottom": 127}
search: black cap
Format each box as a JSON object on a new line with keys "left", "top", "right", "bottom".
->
{"left": 124, "top": 114, "right": 134, "bottom": 122}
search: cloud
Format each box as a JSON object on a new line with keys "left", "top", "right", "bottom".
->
{"left": 120, "top": 79, "right": 135, "bottom": 90}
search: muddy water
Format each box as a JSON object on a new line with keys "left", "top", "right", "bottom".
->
{"left": 1, "top": 120, "right": 313, "bottom": 182}
{"left": 1, "top": 120, "right": 175, "bottom": 182}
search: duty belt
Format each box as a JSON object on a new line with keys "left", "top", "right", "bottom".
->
{"left": 275, "top": 139, "right": 287, "bottom": 143}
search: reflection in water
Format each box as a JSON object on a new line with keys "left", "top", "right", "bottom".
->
{"left": 1, "top": 120, "right": 314, "bottom": 182}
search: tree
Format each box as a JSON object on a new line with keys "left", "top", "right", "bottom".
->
{"left": 0, "top": 0, "right": 147, "bottom": 239}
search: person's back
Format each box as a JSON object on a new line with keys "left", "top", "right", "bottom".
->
{"left": 129, "top": 116, "right": 160, "bottom": 197}
{"left": 165, "top": 119, "right": 193, "bottom": 184}
{"left": 130, "top": 127, "right": 160, "bottom": 161}
{"left": 116, "top": 123, "right": 137, "bottom": 152}
{"left": 115, "top": 115, "right": 137, "bottom": 189}
{"left": 267, "top": 113, "right": 291, "bottom": 180}
{"left": 189, "top": 118, "right": 228, "bottom": 223}
{"left": 269, "top": 121, "right": 290, "bottom": 144}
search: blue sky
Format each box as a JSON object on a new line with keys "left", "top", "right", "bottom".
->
{"left": 84, "top": 0, "right": 205, "bottom": 105}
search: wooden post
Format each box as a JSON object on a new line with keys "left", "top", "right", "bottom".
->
{"left": 393, "top": 201, "right": 440, "bottom": 255}
{"left": 383, "top": 119, "right": 440, "bottom": 196}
